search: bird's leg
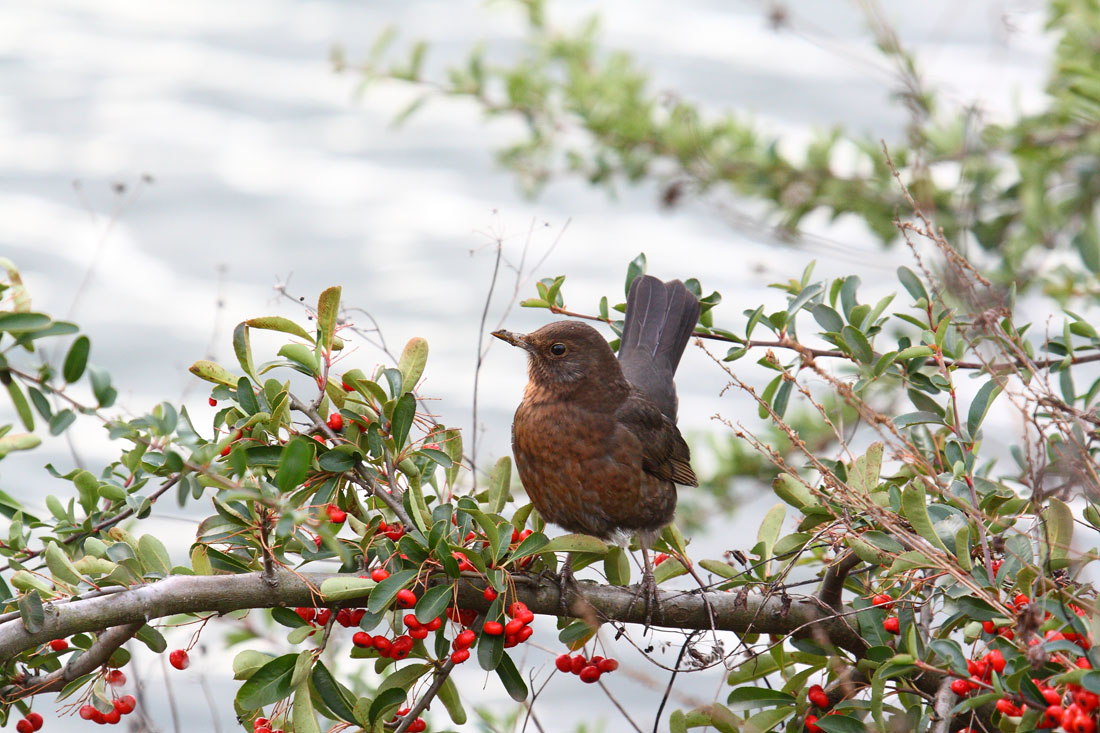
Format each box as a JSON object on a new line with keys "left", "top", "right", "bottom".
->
{"left": 639, "top": 544, "right": 659, "bottom": 631}
{"left": 558, "top": 551, "right": 579, "bottom": 616}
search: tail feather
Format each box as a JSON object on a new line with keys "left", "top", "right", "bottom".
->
{"left": 618, "top": 276, "right": 700, "bottom": 421}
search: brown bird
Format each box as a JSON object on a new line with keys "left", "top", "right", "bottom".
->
{"left": 492, "top": 275, "right": 700, "bottom": 621}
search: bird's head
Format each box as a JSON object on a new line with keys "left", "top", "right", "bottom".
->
{"left": 492, "top": 321, "right": 625, "bottom": 394}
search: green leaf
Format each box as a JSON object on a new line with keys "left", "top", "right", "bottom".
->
{"left": 488, "top": 456, "right": 511, "bottom": 514}
{"left": 415, "top": 583, "right": 453, "bottom": 624}
{"left": 319, "top": 576, "right": 375, "bottom": 602}
{"left": 893, "top": 411, "right": 944, "bottom": 428}
{"left": 236, "top": 654, "right": 298, "bottom": 710}
{"left": 18, "top": 589, "right": 44, "bottom": 633}
{"left": 815, "top": 713, "right": 868, "bottom": 732}
{"left": 811, "top": 303, "right": 843, "bottom": 333}
{"left": 316, "top": 286, "right": 341, "bottom": 351}
{"left": 1043, "top": 497, "right": 1074, "bottom": 569}
{"left": 277, "top": 344, "right": 320, "bottom": 375}
{"left": 726, "top": 686, "right": 796, "bottom": 711}
{"left": 367, "top": 688, "right": 407, "bottom": 726}
{"left": 48, "top": 409, "right": 76, "bottom": 435}
{"left": 495, "top": 651, "right": 528, "bottom": 701}
{"left": 509, "top": 531, "right": 549, "bottom": 563}
{"left": 966, "top": 379, "right": 1002, "bottom": 437}
{"left": 62, "top": 335, "right": 90, "bottom": 383}
{"left": 397, "top": 337, "right": 429, "bottom": 394}
{"left": 134, "top": 624, "right": 167, "bottom": 653}
{"left": 137, "top": 534, "right": 172, "bottom": 576}
{"left": 276, "top": 437, "right": 315, "bottom": 493}
{"left": 45, "top": 541, "right": 84, "bottom": 586}
{"left": 756, "top": 503, "right": 784, "bottom": 563}
{"left": 437, "top": 675, "right": 467, "bottom": 725}
{"left": 841, "top": 325, "right": 874, "bottom": 363}
{"left": 7, "top": 381, "right": 33, "bottom": 431}
{"left": 604, "top": 545, "right": 630, "bottom": 586}
{"left": 311, "top": 661, "right": 358, "bottom": 724}
{"left": 0, "top": 312, "right": 51, "bottom": 333}
{"left": 292, "top": 680, "right": 322, "bottom": 733}
{"left": 542, "top": 534, "right": 608, "bottom": 554}
{"left": 390, "top": 392, "right": 416, "bottom": 449}
{"left": 848, "top": 442, "right": 883, "bottom": 493}
{"left": 625, "top": 252, "right": 647, "bottom": 295}
{"left": 232, "top": 323, "right": 256, "bottom": 379}
{"left": 0, "top": 432, "right": 40, "bottom": 457}
{"left": 896, "top": 266, "right": 928, "bottom": 301}
{"left": 246, "top": 316, "right": 314, "bottom": 342}
{"left": 900, "top": 482, "right": 949, "bottom": 553}
{"left": 189, "top": 360, "right": 238, "bottom": 387}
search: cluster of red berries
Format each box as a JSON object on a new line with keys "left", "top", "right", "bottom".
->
{"left": 554, "top": 652, "right": 620, "bottom": 683}
{"left": 391, "top": 708, "right": 426, "bottom": 732}
{"left": 326, "top": 413, "right": 343, "bottom": 431}
{"left": 353, "top": 627, "right": 422, "bottom": 661}
{"left": 252, "top": 715, "right": 285, "bottom": 733}
{"left": 804, "top": 683, "right": 837, "bottom": 731}
{"left": 870, "top": 593, "right": 903, "bottom": 635}
{"left": 450, "top": 628, "right": 477, "bottom": 663}
{"left": 77, "top": 695, "right": 136, "bottom": 726}
{"left": 13, "top": 712, "right": 43, "bottom": 732}
{"left": 483, "top": 602, "right": 536, "bottom": 649}
{"left": 445, "top": 606, "right": 478, "bottom": 627}
{"left": 294, "top": 606, "right": 367, "bottom": 628}
{"left": 325, "top": 503, "right": 346, "bottom": 523}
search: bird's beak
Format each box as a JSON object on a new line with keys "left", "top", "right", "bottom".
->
{"left": 491, "top": 329, "right": 529, "bottom": 350}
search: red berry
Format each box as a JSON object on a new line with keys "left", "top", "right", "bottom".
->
{"left": 555, "top": 653, "right": 573, "bottom": 672}
{"left": 115, "top": 695, "right": 136, "bottom": 715}
{"left": 396, "top": 589, "right": 417, "bottom": 608}
{"left": 425, "top": 616, "right": 442, "bottom": 631}
{"left": 483, "top": 621, "right": 504, "bottom": 635}
{"left": 80, "top": 705, "right": 97, "bottom": 720}
{"left": 995, "top": 697, "right": 1021, "bottom": 716}
{"left": 209, "top": 397, "right": 218, "bottom": 406}
{"left": 516, "top": 625, "right": 534, "bottom": 643}
{"left": 883, "top": 617, "right": 900, "bottom": 634}
{"left": 373, "top": 636, "right": 392, "bottom": 654}
{"left": 255, "top": 729, "right": 273, "bottom": 733}
{"left": 220, "top": 443, "right": 232, "bottom": 457}
{"left": 106, "top": 669, "right": 126, "bottom": 686}
{"left": 1046, "top": 704, "right": 1065, "bottom": 724}
{"left": 451, "top": 648, "right": 471, "bottom": 664}
{"left": 327, "top": 413, "right": 343, "bottom": 431}
{"left": 49, "top": 638, "right": 68, "bottom": 651}
{"left": 597, "top": 657, "right": 619, "bottom": 673}
{"left": 254, "top": 719, "right": 270, "bottom": 730}
{"left": 169, "top": 649, "right": 190, "bottom": 670}
{"left": 483, "top": 586, "right": 498, "bottom": 602}
{"left": 409, "top": 719, "right": 427, "bottom": 733}
{"left": 404, "top": 613, "right": 422, "bottom": 629}
{"left": 1080, "top": 657, "right": 1094, "bottom": 669}
{"left": 16, "top": 719, "right": 33, "bottom": 733}
{"left": 987, "top": 649, "right": 1006, "bottom": 674}
{"left": 409, "top": 627, "right": 428, "bottom": 640}
{"left": 570, "top": 655, "right": 586, "bottom": 675}
{"left": 341, "top": 380, "right": 354, "bottom": 391}
{"left": 25, "top": 712, "right": 43, "bottom": 730}
{"left": 871, "top": 593, "right": 893, "bottom": 609}
{"left": 654, "top": 553, "right": 669, "bottom": 566}
{"left": 326, "top": 504, "right": 346, "bottom": 523}
{"left": 1013, "top": 592, "right": 1030, "bottom": 608}
{"left": 315, "top": 608, "right": 331, "bottom": 625}
{"left": 950, "top": 679, "right": 971, "bottom": 696}
{"left": 1043, "top": 687, "right": 1063, "bottom": 705}
{"left": 104, "top": 708, "right": 121, "bottom": 724}
{"left": 352, "top": 631, "right": 372, "bottom": 648}
{"left": 371, "top": 568, "right": 389, "bottom": 582}
{"left": 805, "top": 714, "right": 822, "bottom": 733}
{"left": 807, "top": 684, "right": 829, "bottom": 708}
{"left": 505, "top": 618, "right": 526, "bottom": 636}
{"left": 295, "top": 607, "right": 316, "bottom": 624}
{"left": 578, "top": 664, "right": 601, "bottom": 683}
{"left": 508, "top": 601, "right": 530, "bottom": 618}
{"left": 454, "top": 629, "right": 476, "bottom": 649}
{"left": 982, "top": 620, "right": 995, "bottom": 634}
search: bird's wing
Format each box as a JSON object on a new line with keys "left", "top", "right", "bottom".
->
{"left": 616, "top": 390, "right": 697, "bottom": 487}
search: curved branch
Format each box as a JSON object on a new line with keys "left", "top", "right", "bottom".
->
{"left": 818, "top": 551, "right": 862, "bottom": 610}
{"left": 3, "top": 621, "right": 143, "bottom": 700}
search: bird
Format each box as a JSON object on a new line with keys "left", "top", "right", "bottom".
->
{"left": 492, "top": 275, "right": 700, "bottom": 623}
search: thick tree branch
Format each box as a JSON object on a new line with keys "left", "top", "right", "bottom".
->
{"left": 818, "top": 551, "right": 861, "bottom": 610}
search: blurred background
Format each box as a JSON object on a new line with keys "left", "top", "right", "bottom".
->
{"left": 0, "top": 0, "right": 1051, "bottom": 730}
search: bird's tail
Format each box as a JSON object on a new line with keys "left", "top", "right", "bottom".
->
{"left": 617, "top": 275, "right": 700, "bottom": 421}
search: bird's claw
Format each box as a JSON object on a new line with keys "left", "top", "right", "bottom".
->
{"left": 558, "top": 557, "right": 579, "bottom": 616}
{"left": 628, "top": 568, "right": 660, "bottom": 632}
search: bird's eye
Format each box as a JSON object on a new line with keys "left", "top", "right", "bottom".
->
{"left": 550, "top": 342, "right": 567, "bottom": 356}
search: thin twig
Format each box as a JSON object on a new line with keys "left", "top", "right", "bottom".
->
{"left": 394, "top": 660, "right": 455, "bottom": 733}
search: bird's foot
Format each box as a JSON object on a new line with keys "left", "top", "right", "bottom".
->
{"left": 558, "top": 555, "right": 580, "bottom": 616}
{"left": 628, "top": 567, "right": 660, "bottom": 632}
